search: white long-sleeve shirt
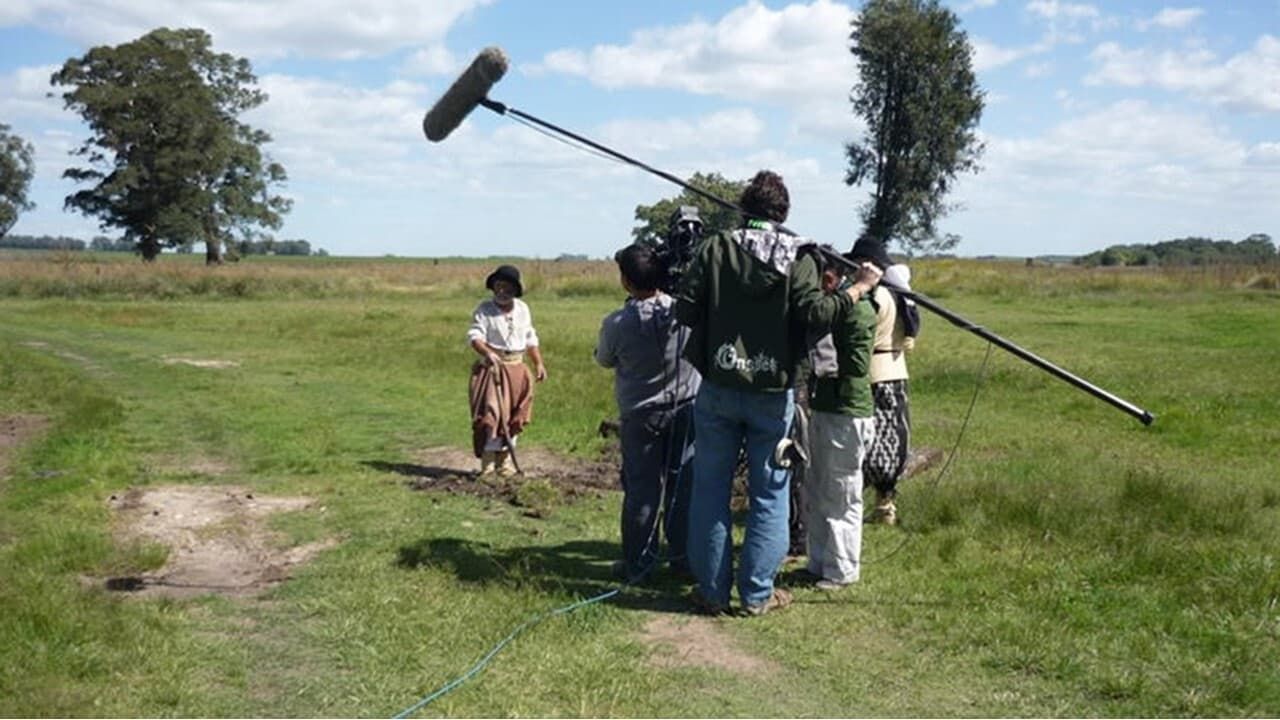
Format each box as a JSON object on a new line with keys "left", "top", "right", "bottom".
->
{"left": 466, "top": 298, "right": 540, "bottom": 352}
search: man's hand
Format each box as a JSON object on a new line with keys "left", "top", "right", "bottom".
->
{"left": 535, "top": 363, "right": 548, "bottom": 382}
{"left": 485, "top": 351, "right": 502, "bottom": 367}
{"left": 847, "top": 262, "right": 884, "bottom": 298}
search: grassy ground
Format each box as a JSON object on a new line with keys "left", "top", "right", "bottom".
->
{"left": 1, "top": 252, "right": 1278, "bottom": 717}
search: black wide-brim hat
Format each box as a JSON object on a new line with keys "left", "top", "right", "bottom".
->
{"left": 848, "top": 236, "right": 894, "bottom": 271}
{"left": 485, "top": 264, "right": 523, "bottom": 297}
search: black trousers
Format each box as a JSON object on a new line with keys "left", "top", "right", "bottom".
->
{"left": 619, "top": 402, "right": 695, "bottom": 578}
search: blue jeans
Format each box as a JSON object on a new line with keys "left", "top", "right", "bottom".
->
{"left": 687, "top": 381, "right": 794, "bottom": 608}
{"left": 619, "top": 402, "right": 694, "bottom": 579}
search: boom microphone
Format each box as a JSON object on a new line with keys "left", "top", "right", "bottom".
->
{"left": 416, "top": 46, "right": 1154, "bottom": 425}
{"left": 422, "top": 47, "right": 509, "bottom": 142}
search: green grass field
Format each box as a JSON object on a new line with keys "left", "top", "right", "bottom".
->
{"left": 1, "top": 251, "right": 1278, "bottom": 717}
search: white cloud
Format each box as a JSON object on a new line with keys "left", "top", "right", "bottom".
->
{"left": 529, "top": 0, "right": 857, "bottom": 106}
{"left": 957, "top": 0, "right": 999, "bottom": 12}
{"left": 1025, "top": 0, "right": 1099, "bottom": 23}
{"left": 247, "top": 74, "right": 433, "bottom": 184}
{"left": 0, "top": 0, "right": 491, "bottom": 60}
{"left": 983, "top": 100, "right": 1250, "bottom": 200}
{"left": 0, "top": 64, "right": 67, "bottom": 123}
{"left": 400, "top": 46, "right": 459, "bottom": 77}
{"left": 1023, "top": 62, "right": 1052, "bottom": 78}
{"left": 1087, "top": 36, "right": 1280, "bottom": 112}
{"left": 947, "top": 101, "right": 1279, "bottom": 254}
{"left": 1248, "top": 142, "right": 1280, "bottom": 166}
{"left": 597, "top": 109, "right": 765, "bottom": 155}
{"left": 972, "top": 38, "right": 1041, "bottom": 71}
{"left": 1138, "top": 7, "right": 1204, "bottom": 31}
{"left": 1024, "top": 0, "right": 1115, "bottom": 43}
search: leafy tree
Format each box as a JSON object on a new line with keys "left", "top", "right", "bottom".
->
{"left": 52, "top": 27, "right": 290, "bottom": 263}
{"left": 631, "top": 172, "right": 748, "bottom": 245}
{"left": 1076, "top": 234, "right": 1278, "bottom": 267}
{"left": 845, "top": 0, "right": 984, "bottom": 255}
{"left": 0, "top": 123, "right": 36, "bottom": 239}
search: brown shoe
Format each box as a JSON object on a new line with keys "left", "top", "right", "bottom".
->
{"left": 742, "top": 587, "right": 793, "bottom": 617}
{"left": 478, "top": 451, "right": 497, "bottom": 477}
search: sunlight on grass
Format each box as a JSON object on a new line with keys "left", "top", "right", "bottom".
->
{"left": 1, "top": 255, "right": 1277, "bottom": 716}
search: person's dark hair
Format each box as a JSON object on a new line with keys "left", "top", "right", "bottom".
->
{"left": 615, "top": 243, "right": 663, "bottom": 292}
{"left": 739, "top": 170, "right": 790, "bottom": 223}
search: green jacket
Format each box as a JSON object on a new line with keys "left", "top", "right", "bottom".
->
{"left": 809, "top": 292, "right": 877, "bottom": 417}
{"left": 674, "top": 223, "right": 853, "bottom": 393}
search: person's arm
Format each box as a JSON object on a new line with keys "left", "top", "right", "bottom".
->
{"left": 524, "top": 306, "right": 547, "bottom": 381}
{"left": 790, "top": 253, "right": 850, "bottom": 327}
{"left": 845, "top": 301, "right": 876, "bottom": 378}
{"left": 792, "top": 253, "right": 883, "bottom": 328}
{"left": 527, "top": 344, "right": 547, "bottom": 382}
{"left": 848, "top": 262, "right": 883, "bottom": 301}
{"left": 470, "top": 337, "right": 500, "bottom": 366}
{"left": 594, "top": 312, "right": 620, "bottom": 369}
{"left": 467, "top": 306, "right": 501, "bottom": 366}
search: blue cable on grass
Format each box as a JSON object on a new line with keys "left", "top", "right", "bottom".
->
{"left": 393, "top": 297, "right": 692, "bottom": 718}
{"left": 391, "top": 586, "right": 621, "bottom": 719}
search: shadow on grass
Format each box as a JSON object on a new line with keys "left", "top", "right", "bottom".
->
{"left": 396, "top": 536, "right": 693, "bottom": 614}
{"left": 361, "top": 460, "right": 464, "bottom": 479}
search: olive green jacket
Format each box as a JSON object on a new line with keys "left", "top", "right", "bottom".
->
{"left": 674, "top": 223, "right": 852, "bottom": 393}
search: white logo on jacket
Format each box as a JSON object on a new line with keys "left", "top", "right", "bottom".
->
{"left": 714, "top": 343, "right": 779, "bottom": 375}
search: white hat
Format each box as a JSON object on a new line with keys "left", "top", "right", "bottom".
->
{"left": 883, "top": 263, "right": 911, "bottom": 290}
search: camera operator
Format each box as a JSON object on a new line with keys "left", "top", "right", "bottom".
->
{"left": 594, "top": 243, "right": 701, "bottom": 583}
{"left": 674, "top": 170, "right": 882, "bottom": 616}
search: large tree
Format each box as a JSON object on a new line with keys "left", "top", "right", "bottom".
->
{"left": 52, "top": 28, "right": 290, "bottom": 263}
{"left": 0, "top": 123, "right": 36, "bottom": 239}
{"left": 845, "top": 0, "right": 984, "bottom": 255}
{"left": 631, "top": 172, "right": 747, "bottom": 245}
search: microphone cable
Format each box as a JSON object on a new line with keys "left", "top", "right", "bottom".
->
{"left": 862, "top": 341, "right": 993, "bottom": 565}
{"left": 392, "top": 296, "right": 694, "bottom": 719}
{"left": 390, "top": 585, "right": 621, "bottom": 719}
{"left": 506, "top": 113, "right": 631, "bottom": 168}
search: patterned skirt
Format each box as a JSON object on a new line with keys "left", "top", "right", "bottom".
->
{"left": 863, "top": 380, "right": 910, "bottom": 494}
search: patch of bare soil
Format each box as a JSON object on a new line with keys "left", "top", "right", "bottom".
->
{"left": 639, "top": 614, "right": 779, "bottom": 674}
{"left": 383, "top": 445, "right": 619, "bottom": 510}
{"left": 391, "top": 443, "right": 941, "bottom": 514}
{"left": 103, "top": 485, "right": 335, "bottom": 599}
{"left": 0, "top": 414, "right": 49, "bottom": 479}
{"left": 903, "top": 446, "right": 945, "bottom": 481}
{"left": 162, "top": 356, "right": 240, "bottom": 369}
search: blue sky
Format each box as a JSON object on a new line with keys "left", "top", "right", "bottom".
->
{"left": 2, "top": 0, "right": 1277, "bottom": 258}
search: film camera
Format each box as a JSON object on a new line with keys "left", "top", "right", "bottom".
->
{"left": 642, "top": 205, "right": 704, "bottom": 292}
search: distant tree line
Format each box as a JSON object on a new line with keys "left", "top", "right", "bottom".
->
{"left": 91, "top": 236, "right": 136, "bottom": 252}
{"left": 230, "top": 238, "right": 314, "bottom": 257}
{"left": 0, "top": 234, "right": 86, "bottom": 250}
{"left": 2, "top": 233, "right": 324, "bottom": 256}
{"left": 1075, "top": 234, "right": 1276, "bottom": 267}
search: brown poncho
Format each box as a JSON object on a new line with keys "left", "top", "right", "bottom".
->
{"left": 468, "top": 360, "right": 533, "bottom": 458}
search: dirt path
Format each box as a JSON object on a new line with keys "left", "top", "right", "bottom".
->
{"left": 104, "top": 485, "right": 336, "bottom": 599}
{"left": 638, "top": 613, "right": 780, "bottom": 674}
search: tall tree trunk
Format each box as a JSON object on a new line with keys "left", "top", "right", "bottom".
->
{"left": 205, "top": 237, "right": 222, "bottom": 265}
{"left": 204, "top": 217, "right": 222, "bottom": 265}
{"left": 138, "top": 229, "right": 161, "bottom": 262}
